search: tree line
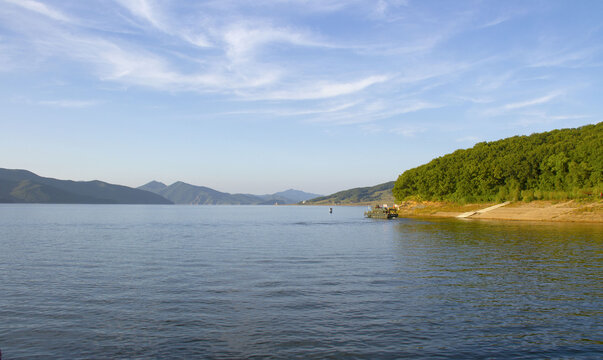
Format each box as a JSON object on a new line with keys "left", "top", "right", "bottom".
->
{"left": 393, "top": 123, "right": 603, "bottom": 203}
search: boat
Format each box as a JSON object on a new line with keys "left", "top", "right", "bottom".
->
{"left": 364, "top": 204, "right": 398, "bottom": 219}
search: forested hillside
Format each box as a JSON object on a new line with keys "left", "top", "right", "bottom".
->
{"left": 0, "top": 168, "right": 172, "bottom": 204}
{"left": 304, "top": 181, "right": 395, "bottom": 205}
{"left": 393, "top": 123, "right": 602, "bottom": 202}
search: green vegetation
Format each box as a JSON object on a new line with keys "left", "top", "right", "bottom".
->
{"left": 305, "top": 181, "right": 395, "bottom": 205}
{"left": 393, "top": 123, "right": 603, "bottom": 203}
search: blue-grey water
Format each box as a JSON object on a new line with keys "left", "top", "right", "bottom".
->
{"left": 0, "top": 204, "right": 601, "bottom": 359}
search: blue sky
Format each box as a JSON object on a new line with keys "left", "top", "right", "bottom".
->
{"left": 0, "top": 0, "right": 601, "bottom": 194}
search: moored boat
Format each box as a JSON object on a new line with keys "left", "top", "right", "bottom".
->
{"left": 364, "top": 205, "right": 398, "bottom": 219}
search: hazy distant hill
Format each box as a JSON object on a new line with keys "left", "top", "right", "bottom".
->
{"left": 139, "top": 180, "right": 168, "bottom": 193}
{"left": 139, "top": 181, "right": 321, "bottom": 205}
{"left": 264, "top": 189, "right": 322, "bottom": 203}
{"left": 0, "top": 168, "right": 173, "bottom": 204}
{"left": 304, "top": 181, "right": 395, "bottom": 205}
{"left": 161, "top": 181, "right": 263, "bottom": 205}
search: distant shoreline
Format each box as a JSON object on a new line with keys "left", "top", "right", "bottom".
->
{"left": 305, "top": 200, "right": 603, "bottom": 223}
{"left": 2, "top": 201, "right": 601, "bottom": 223}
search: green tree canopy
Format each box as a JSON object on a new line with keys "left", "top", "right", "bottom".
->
{"left": 393, "top": 123, "right": 603, "bottom": 202}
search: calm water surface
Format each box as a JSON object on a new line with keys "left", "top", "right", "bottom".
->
{"left": 0, "top": 204, "right": 601, "bottom": 359}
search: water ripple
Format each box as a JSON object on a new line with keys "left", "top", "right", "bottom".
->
{"left": 1, "top": 205, "right": 601, "bottom": 359}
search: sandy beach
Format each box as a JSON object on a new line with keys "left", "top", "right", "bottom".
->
{"left": 396, "top": 200, "right": 603, "bottom": 223}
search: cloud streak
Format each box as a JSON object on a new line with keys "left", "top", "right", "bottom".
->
{"left": 39, "top": 99, "right": 100, "bottom": 108}
{"left": 2, "top": 0, "right": 71, "bottom": 22}
{"left": 261, "top": 75, "right": 390, "bottom": 100}
{"left": 504, "top": 92, "right": 561, "bottom": 110}
{"left": 115, "top": 0, "right": 213, "bottom": 47}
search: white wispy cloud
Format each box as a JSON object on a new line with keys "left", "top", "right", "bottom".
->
{"left": 528, "top": 47, "right": 599, "bottom": 68}
{"left": 547, "top": 114, "right": 590, "bottom": 120}
{"left": 236, "top": 0, "right": 353, "bottom": 14}
{"left": 115, "top": 0, "right": 213, "bottom": 47}
{"left": 477, "top": 90, "right": 567, "bottom": 118}
{"left": 503, "top": 92, "right": 561, "bottom": 110}
{"left": 2, "top": 0, "right": 71, "bottom": 22}
{"left": 0, "top": 0, "right": 448, "bottom": 102}
{"left": 196, "top": 101, "right": 359, "bottom": 118}
{"left": 39, "top": 99, "right": 100, "bottom": 108}
{"left": 97, "top": 44, "right": 281, "bottom": 91}
{"left": 477, "top": 6, "right": 528, "bottom": 29}
{"left": 390, "top": 125, "right": 426, "bottom": 137}
{"left": 222, "top": 23, "right": 331, "bottom": 63}
{"left": 0, "top": 42, "right": 14, "bottom": 71}
{"left": 511, "top": 111, "right": 590, "bottom": 127}
{"left": 305, "top": 99, "right": 440, "bottom": 125}
{"left": 455, "top": 96, "right": 493, "bottom": 104}
{"left": 480, "top": 16, "right": 511, "bottom": 28}
{"left": 115, "top": 0, "right": 162, "bottom": 29}
{"left": 391, "top": 59, "right": 476, "bottom": 91}
{"left": 365, "top": 32, "right": 446, "bottom": 56}
{"left": 110, "top": 1, "right": 359, "bottom": 97}
{"left": 474, "top": 71, "right": 514, "bottom": 92}
{"left": 1, "top": 0, "right": 597, "bottom": 133}
{"left": 390, "top": 100, "right": 441, "bottom": 115}
{"left": 371, "top": 0, "right": 409, "bottom": 19}
{"left": 274, "top": 102, "right": 359, "bottom": 116}
{"left": 17, "top": 23, "right": 281, "bottom": 93}
{"left": 260, "top": 75, "right": 390, "bottom": 100}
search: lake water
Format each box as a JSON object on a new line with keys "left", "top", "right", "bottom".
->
{"left": 0, "top": 204, "right": 601, "bottom": 359}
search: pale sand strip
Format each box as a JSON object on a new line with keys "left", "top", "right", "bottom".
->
{"left": 471, "top": 200, "right": 599, "bottom": 222}
{"left": 400, "top": 200, "right": 602, "bottom": 223}
{"left": 456, "top": 201, "right": 511, "bottom": 218}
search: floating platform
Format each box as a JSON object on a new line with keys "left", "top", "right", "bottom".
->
{"left": 365, "top": 206, "right": 398, "bottom": 219}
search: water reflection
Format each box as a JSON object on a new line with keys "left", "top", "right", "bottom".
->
{"left": 390, "top": 219, "right": 602, "bottom": 353}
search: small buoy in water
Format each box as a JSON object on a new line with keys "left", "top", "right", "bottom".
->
{"left": 329, "top": 207, "right": 333, "bottom": 213}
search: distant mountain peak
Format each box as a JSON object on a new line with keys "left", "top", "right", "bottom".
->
{"left": 270, "top": 189, "right": 322, "bottom": 203}
{"left": 139, "top": 180, "right": 168, "bottom": 194}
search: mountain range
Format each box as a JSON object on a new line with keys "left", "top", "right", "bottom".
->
{"left": 0, "top": 168, "right": 172, "bottom": 204}
{"left": 138, "top": 181, "right": 321, "bottom": 205}
{"left": 0, "top": 168, "right": 323, "bottom": 205}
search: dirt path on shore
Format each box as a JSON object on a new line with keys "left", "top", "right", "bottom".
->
{"left": 456, "top": 201, "right": 511, "bottom": 218}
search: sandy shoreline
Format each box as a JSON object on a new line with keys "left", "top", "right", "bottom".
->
{"left": 396, "top": 200, "right": 603, "bottom": 223}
